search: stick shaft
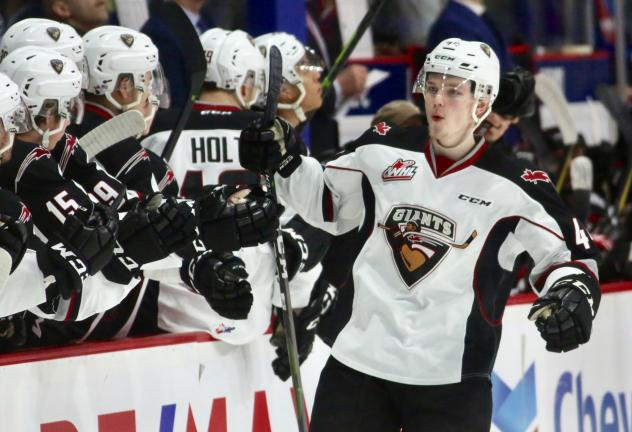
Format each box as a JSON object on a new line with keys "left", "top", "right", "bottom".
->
{"left": 266, "top": 175, "right": 309, "bottom": 432}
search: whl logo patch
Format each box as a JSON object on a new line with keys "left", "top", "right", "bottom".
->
{"left": 373, "top": 121, "right": 391, "bottom": 136}
{"left": 382, "top": 159, "right": 418, "bottom": 181}
{"left": 521, "top": 169, "right": 550, "bottom": 184}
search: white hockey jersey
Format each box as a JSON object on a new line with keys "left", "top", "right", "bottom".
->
{"left": 275, "top": 123, "right": 600, "bottom": 385}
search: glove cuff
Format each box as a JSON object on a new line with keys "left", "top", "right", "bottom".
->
{"left": 278, "top": 153, "right": 302, "bottom": 178}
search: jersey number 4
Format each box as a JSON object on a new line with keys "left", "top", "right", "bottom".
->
{"left": 573, "top": 218, "right": 591, "bottom": 250}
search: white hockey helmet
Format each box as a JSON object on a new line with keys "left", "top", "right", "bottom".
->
{"left": 1, "top": 18, "right": 84, "bottom": 65}
{"left": 413, "top": 38, "right": 500, "bottom": 127}
{"left": 210, "top": 30, "right": 264, "bottom": 109}
{"left": 83, "top": 26, "right": 164, "bottom": 111}
{"left": 254, "top": 32, "right": 323, "bottom": 121}
{"left": 200, "top": 27, "right": 231, "bottom": 86}
{"left": 0, "top": 47, "right": 82, "bottom": 148}
{"left": 0, "top": 72, "right": 32, "bottom": 156}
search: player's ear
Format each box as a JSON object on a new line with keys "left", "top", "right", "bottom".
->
{"left": 279, "top": 82, "right": 298, "bottom": 104}
{"left": 475, "top": 99, "right": 489, "bottom": 117}
{"left": 114, "top": 75, "right": 134, "bottom": 101}
{"left": 50, "top": 0, "right": 71, "bottom": 19}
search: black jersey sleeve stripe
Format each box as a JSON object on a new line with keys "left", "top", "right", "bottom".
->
{"left": 322, "top": 184, "right": 334, "bottom": 222}
{"left": 475, "top": 147, "right": 599, "bottom": 263}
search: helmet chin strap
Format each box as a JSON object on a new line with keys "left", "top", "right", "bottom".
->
{"left": 34, "top": 120, "right": 65, "bottom": 149}
{"left": 137, "top": 100, "right": 159, "bottom": 138}
{"left": 278, "top": 81, "right": 307, "bottom": 122}
{"left": 105, "top": 88, "right": 144, "bottom": 112}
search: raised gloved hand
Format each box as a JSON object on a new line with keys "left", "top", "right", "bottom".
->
{"left": 181, "top": 251, "right": 253, "bottom": 320}
{"left": 118, "top": 193, "right": 197, "bottom": 266}
{"left": 197, "top": 185, "right": 281, "bottom": 252}
{"left": 528, "top": 272, "right": 600, "bottom": 353}
{"left": 0, "top": 188, "right": 33, "bottom": 273}
{"left": 239, "top": 117, "right": 304, "bottom": 177}
{"left": 270, "top": 274, "right": 338, "bottom": 381}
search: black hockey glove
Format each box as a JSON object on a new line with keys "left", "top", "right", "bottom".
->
{"left": 197, "top": 185, "right": 281, "bottom": 252}
{"left": 270, "top": 274, "right": 338, "bottom": 381}
{"left": 118, "top": 194, "right": 197, "bottom": 265}
{"left": 284, "top": 215, "right": 331, "bottom": 273}
{"left": 0, "top": 312, "right": 27, "bottom": 352}
{"left": 528, "top": 273, "right": 600, "bottom": 353}
{"left": 0, "top": 188, "right": 33, "bottom": 272}
{"left": 36, "top": 235, "right": 89, "bottom": 301}
{"left": 53, "top": 203, "right": 119, "bottom": 275}
{"left": 181, "top": 251, "right": 253, "bottom": 320}
{"left": 281, "top": 228, "right": 308, "bottom": 281}
{"left": 239, "top": 117, "right": 304, "bottom": 177}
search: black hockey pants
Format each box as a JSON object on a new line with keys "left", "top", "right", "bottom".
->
{"left": 309, "top": 356, "right": 492, "bottom": 432}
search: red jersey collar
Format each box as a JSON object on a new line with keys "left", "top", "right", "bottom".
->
{"left": 424, "top": 138, "right": 488, "bottom": 178}
{"left": 85, "top": 102, "right": 116, "bottom": 120}
{"left": 192, "top": 102, "right": 241, "bottom": 112}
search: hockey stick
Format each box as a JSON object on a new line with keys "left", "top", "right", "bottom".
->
{"left": 534, "top": 73, "right": 578, "bottom": 192}
{"left": 320, "top": 0, "right": 391, "bottom": 100}
{"left": 79, "top": 110, "right": 146, "bottom": 160}
{"left": 153, "top": 0, "right": 207, "bottom": 161}
{"left": 377, "top": 224, "right": 478, "bottom": 249}
{"left": 261, "top": 45, "right": 309, "bottom": 432}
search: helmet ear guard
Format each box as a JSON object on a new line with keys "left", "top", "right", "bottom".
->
{"left": 0, "top": 47, "right": 81, "bottom": 148}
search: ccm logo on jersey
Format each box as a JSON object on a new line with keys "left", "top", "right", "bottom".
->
{"left": 382, "top": 159, "right": 418, "bottom": 181}
{"left": 458, "top": 194, "right": 492, "bottom": 207}
{"left": 373, "top": 121, "right": 391, "bottom": 136}
{"left": 521, "top": 169, "right": 551, "bottom": 184}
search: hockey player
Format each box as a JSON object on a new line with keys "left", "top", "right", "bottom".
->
{"left": 239, "top": 38, "right": 601, "bottom": 430}
{"left": 254, "top": 32, "right": 324, "bottom": 128}
{"left": 140, "top": 29, "right": 329, "bottom": 360}
{"left": 68, "top": 25, "right": 165, "bottom": 196}
{"left": 253, "top": 31, "right": 336, "bottom": 380}
{"left": 0, "top": 17, "right": 86, "bottom": 85}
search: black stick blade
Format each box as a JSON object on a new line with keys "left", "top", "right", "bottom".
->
{"left": 262, "top": 45, "right": 283, "bottom": 128}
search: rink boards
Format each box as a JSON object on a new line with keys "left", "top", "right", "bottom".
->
{"left": 0, "top": 283, "right": 629, "bottom": 431}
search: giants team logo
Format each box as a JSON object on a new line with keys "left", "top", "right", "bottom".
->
{"left": 373, "top": 121, "right": 391, "bottom": 136}
{"left": 379, "top": 205, "right": 477, "bottom": 288}
{"left": 382, "top": 159, "right": 418, "bottom": 181}
{"left": 521, "top": 168, "right": 551, "bottom": 184}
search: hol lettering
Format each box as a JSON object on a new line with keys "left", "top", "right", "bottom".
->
{"left": 191, "top": 136, "right": 235, "bottom": 163}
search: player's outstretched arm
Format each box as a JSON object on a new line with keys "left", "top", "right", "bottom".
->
{"left": 239, "top": 117, "right": 364, "bottom": 235}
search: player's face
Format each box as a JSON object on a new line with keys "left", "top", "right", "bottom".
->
{"left": 65, "top": 0, "right": 109, "bottom": 29}
{"left": 483, "top": 112, "right": 518, "bottom": 143}
{"left": 424, "top": 73, "right": 476, "bottom": 144}
{"left": 0, "top": 122, "right": 10, "bottom": 158}
{"left": 299, "top": 69, "right": 323, "bottom": 114}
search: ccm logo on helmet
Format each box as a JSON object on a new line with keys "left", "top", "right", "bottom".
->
{"left": 434, "top": 55, "right": 455, "bottom": 61}
{"left": 458, "top": 194, "right": 492, "bottom": 207}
